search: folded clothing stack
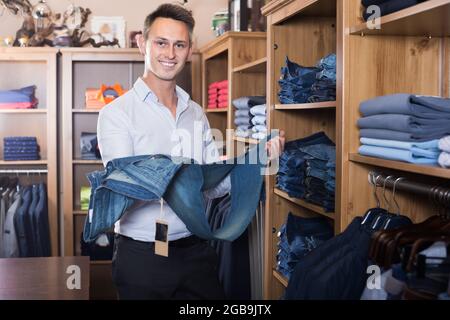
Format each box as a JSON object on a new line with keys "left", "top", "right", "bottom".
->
{"left": 361, "top": 0, "right": 426, "bottom": 21}
{"left": 358, "top": 94, "right": 450, "bottom": 164}
{"left": 278, "top": 54, "right": 336, "bottom": 104}
{"left": 80, "top": 186, "right": 91, "bottom": 211}
{"left": 3, "top": 136, "right": 40, "bottom": 161}
{"left": 0, "top": 85, "right": 38, "bottom": 109}
{"left": 277, "top": 132, "right": 336, "bottom": 212}
{"left": 232, "top": 96, "right": 266, "bottom": 138}
{"left": 250, "top": 104, "right": 267, "bottom": 140}
{"left": 80, "top": 132, "right": 101, "bottom": 160}
{"left": 276, "top": 213, "right": 333, "bottom": 280}
{"left": 208, "top": 80, "right": 228, "bottom": 109}
{"left": 438, "top": 137, "right": 450, "bottom": 169}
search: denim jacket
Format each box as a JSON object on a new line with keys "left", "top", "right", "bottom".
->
{"left": 84, "top": 134, "right": 274, "bottom": 242}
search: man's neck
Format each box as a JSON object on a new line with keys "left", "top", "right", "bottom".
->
{"left": 141, "top": 73, "right": 178, "bottom": 110}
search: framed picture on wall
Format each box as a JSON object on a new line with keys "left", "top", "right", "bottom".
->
{"left": 90, "top": 16, "right": 126, "bottom": 48}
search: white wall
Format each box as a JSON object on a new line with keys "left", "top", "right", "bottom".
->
{"left": 0, "top": 0, "right": 228, "bottom": 49}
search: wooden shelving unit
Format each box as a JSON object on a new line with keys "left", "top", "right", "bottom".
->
{"left": 349, "top": 0, "right": 450, "bottom": 37}
{"left": 262, "top": 0, "right": 339, "bottom": 300}
{"left": 199, "top": 32, "right": 267, "bottom": 156}
{"left": 274, "top": 188, "right": 335, "bottom": 219}
{"left": 0, "top": 47, "right": 59, "bottom": 256}
{"left": 232, "top": 135, "right": 259, "bottom": 145}
{"left": 272, "top": 269, "right": 288, "bottom": 288}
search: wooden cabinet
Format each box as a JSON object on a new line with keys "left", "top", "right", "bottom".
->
{"left": 199, "top": 32, "right": 266, "bottom": 156}
{"left": 262, "top": 0, "right": 450, "bottom": 300}
{"left": 0, "top": 47, "right": 59, "bottom": 256}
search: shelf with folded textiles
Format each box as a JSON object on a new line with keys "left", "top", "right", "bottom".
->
{"left": 0, "top": 160, "right": 48, "bottom": 166}
{"left": 0, "top": 109, "right": 47, "bottom": 114}
{"left": 274, "top": 188, "right": 335, "bottom": 219}
{"left": 232, "top": 135, "right": 260, "bottom": 145}
{"left": 232, "top": 57, "right": 267, "bottom": 74}
{"left": 349, "top": 0, "right": 450, "bottom": 37}
{"left": 349, "top": 154, "right": 450, "bottom": 179}
{"left": 272, "top": 269, "right": 288, "bottom": 288}
{"left": 274, "top": 101, "right": 336, "bottom": 110}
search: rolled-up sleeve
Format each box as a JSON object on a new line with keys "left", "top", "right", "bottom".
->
{"left": 97, "top": 107, "right": 133, "bottom": 166}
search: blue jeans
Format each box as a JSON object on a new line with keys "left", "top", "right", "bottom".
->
{"left": 85, "top": 135, "right": 273, "bottom": 242}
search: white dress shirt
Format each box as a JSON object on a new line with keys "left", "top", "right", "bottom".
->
{"left": 97, "top": 77, "right": 229, "bottom": 241}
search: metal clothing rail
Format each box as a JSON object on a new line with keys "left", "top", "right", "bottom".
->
{"left": 369, "top": 172, "right": 450, "bottom": 207}
{"left": 0, "top": 169, "right": 48, "bottom": 174}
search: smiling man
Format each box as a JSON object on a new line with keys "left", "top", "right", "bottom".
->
{"left": 97, "top": 3, "right": 284, "bottom": 300}
{"left": 97, "top": 4, "right": 228, "bottom": 300}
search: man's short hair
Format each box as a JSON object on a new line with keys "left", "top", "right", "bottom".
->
{"left": 143, "top": 3, "right": 195, "bottom": 43}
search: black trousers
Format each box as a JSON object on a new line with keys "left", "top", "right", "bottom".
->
{"left": 112, "top": 234, "right": 225, "bottom": 300}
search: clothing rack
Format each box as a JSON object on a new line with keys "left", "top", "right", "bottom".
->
{"left": 0, "top": 169, "right": 48, "bottom": 174}
{"left": 369, "top": 172, "right": 450, "bottom": 207}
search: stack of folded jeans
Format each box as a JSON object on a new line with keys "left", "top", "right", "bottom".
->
{"left": 3, "top": 137, "right": 40, "bottom": 161}
{"left": 233, "top": 96, "right": 266, "bottom": 138}
{"left": 358, "top": 94, "right": 450, "bottom": 164}
{"left": 276, "top": 212, "right": 334, "bottom": 279}
{"left": 277, "top": 132, "right": 336, "bottom": 212}
{"left": 0, "top": 85, "right": 38, "bottom": 109}
{"left": 361, "top": 0, "right": 425, "bottom": 21}
{"left": 278, "top": 54, "right": 336, "bottom": 104}
{"left": 302, "top": 144, "right": 336, "bottom": 212}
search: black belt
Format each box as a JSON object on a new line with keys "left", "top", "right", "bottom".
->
{"left": 118, "top": 234, "right": 205, "bottom": 248}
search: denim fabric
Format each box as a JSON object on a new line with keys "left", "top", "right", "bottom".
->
{"left": 252, "top": 125, "right": 267, "bottom": 133}
{"left": 251, "top": 132, "right": 267, "bottom": 140}
{"left": 360, "top": 137, "right": 440, "bottom": 159}
{"left": 235, "top": 129, "right": 250, "bottom": 138}
{"left": 235, "top": 109, "right": 251, "bottom": 117}
{"left": 362, "top": 0, "right": 392, "bottom": 6}
{"left": 277, "top": 213, "right": 333, "bottom": 279}
{"left": 360, "top": 94, "right": 450, "bottom": 119}
{"left": 250, "top": 104, "right": 266, "bottom": 116}
{"left": 300, "top": 144, "right": 336, "bottom": 163}
{"left": 360, "top": 128, "right": 447, "bottom": 142}
{"left": 234, "top": 116, "right": 251, "bottom": 126}
{"left": 232, "top": 96, "right": 266, "bottom": 109}
{"left": 251, "top": 115, "right": 266, "bottom": 126}
{"left": 358, "top": 145, "right": 438, "bottom": 164}
{"left": 0, "top": 86, "right": 36, "bottom": 103}
{"left": 85, "top": 136, "right": 272, "bottom": 242}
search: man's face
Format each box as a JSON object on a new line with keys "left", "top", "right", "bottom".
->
{"left": 140, "top": 17, "right": 192, "bottom": 82}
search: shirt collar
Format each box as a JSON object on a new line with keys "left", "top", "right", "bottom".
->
{"left": 133, "top": 77, "right": 190, "bottom": 110}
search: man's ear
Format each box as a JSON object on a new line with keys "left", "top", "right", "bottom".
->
{"left": 136, "top": 33, "right": 146, "bottom": 55}
{"left": 186, "top": 43, "right": 193, "bottom": 62}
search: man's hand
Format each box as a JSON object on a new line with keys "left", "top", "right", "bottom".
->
{"left": 266, "top": 130, "right": 286, "bottom": 160}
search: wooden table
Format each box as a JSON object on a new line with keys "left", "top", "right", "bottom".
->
{"left": 0, "top": 256, "right": 89, "bottom": 300}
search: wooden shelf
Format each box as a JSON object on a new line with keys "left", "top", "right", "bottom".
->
{"left": 273, "top": 269, "right": 288, "bottom": 288}
{"left": 262, "top": 0, "right": 337, "bottom": 23}
{"left": 0, "top": 160, "right": 47, "bottom": 165}
{"left": 73, "top": 210, "right": 87, "bottom": 216}
{"left": 73, "top": 159, "right": 103, "bottom": 165}
{"left": 274, "top": 188, "right": 335, "bottom": 219}
{"left": 274, "top": 101, "right": 336, "bottom": 110}
{"left": 233, "top": 57, "right": 267, "bottom": 73}
{"left": 349, "top": 154, "right": 450, "bottom": 179}
{"left": 206, "top": 108, "right": 228, "bottom": 113}
{"left": 0, "top": 109, "right": 47, "bottom": 114}
{"left": 72, "top": 109, "right": 101, "bottom": 113}
{"left": 233, "top": 135, "right": 259, "bottom": 144}
{"left": 350, "top": 0, "right": 450, "bottom": 37}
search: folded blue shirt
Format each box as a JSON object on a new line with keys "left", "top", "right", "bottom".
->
{"left": 358, "top": 145, "right": 438, "bottom": 164}
{"left": 0, "top": 86, "right": 36, "bottom": 103}
{"left": 360, "top": 128, "right": 448, "bottom": 142}
{"left": 360, "top": 138, "right": 440, "bottom": 159}
{"left": 358, "top": 114, "right": 450, "bottom": 134}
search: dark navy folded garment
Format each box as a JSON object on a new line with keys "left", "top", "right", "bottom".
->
{"left": 4, "top": 136, "right": 37, "bottom": 143}
{"left": 4, "top": 155, "right": 40, "bottom": 161}
{"left": 4, "top": 147, "right": 39, "bottom": 153}
{"left": 363, "top": 0, "right": 420, "bottom": 21}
